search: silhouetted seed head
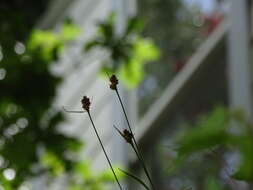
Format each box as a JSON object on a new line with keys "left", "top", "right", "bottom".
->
{"left": 123, "top": 129, "right": 133, "bottom": 144}
{"left": 109, "top": 74, "right": 118, "bottom": 90}
{"left": 81, "top": 96, "right": 91, "bottom": 112}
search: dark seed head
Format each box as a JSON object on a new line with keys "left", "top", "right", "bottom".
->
{"left": 123, "top": 129, "right": 133, "bottom": 144}
{"left": 109, "top": 74, "right": 118, "bottom": 90}
{"left": 81, "top": 96, "right": 91, "bottom": 112}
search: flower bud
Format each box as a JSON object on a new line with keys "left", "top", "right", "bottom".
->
{"left": 81, "top": 96, "right": 91, "bottom": 112}
{"left": 109, "top": 74, "right": 118, "bottom": 90}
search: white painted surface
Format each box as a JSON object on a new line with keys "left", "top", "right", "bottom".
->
{"left": 227, "top": 0, "right": 253, "bottom": 120}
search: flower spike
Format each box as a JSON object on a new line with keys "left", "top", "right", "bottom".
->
{"left": 109, "top": 74, "right": 118, "bottom": 90}
{"left": 81, "top": 96, "right": 91, "bottom": 112}
{"left": 113, "top": 125, "right": 133, "bottom": 144}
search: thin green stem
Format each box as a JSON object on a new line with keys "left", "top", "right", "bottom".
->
{"left": 115, "top": 89, "right": 156, "bottom": 190}
{"left": 87, "top": 111, "right": 123, "bottom": 190}
{"left": 130, "top": 143, "right": 155, "bottom": 190}
{"left": 118, "top": 168, "right": 150, "bottom": 190}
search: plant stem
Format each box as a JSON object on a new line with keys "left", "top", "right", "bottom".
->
{"left": 87, "top": 111, "right": 123, "bottom": 190}
{"left": 115, "top": 89, "right": 156, "bottom": 190}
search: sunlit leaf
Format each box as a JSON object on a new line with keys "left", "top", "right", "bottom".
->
{"left": 74, "top": 161, "right": 92, "bottom": 179}
{"left": 119, "top": 59, "right": 144, "bottom": 88}
{"left": 41, "top": 151, "right": 65, "bottom": 176}
{"left": 61, "top": 22, "right": 81, "bottom": 41}
{"left": 27, "top": 30, "right": 60, "bottom": 61}
{"left": 98, "top": 166, "right": 124, "bottom": 182}
{"left": 85, "top": 13, "right": 160, "bottom": 88}
{"left": 133, "top": 38, "right": 160, "bottom": 63}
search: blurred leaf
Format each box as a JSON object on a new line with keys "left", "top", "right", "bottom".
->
{"left": 231, "top": 135, "right": 253, "bottom": 181}
{"left": 27, "top": 30, "right": 60, "bottom": 61}
{"left": 126, "top": 17, "right": 144, "bottom": 34}
{"left": 74, "top": 161, "right": 92, "bottom": 180}
{"left": 61, "top": 22, "right": 81, "bottom": 41}
{"left": 177, "top": 107, "right": 229, "bottom": 157}
{"left": 69, "top": 185, "right": 83, "bottom": 190}
{"left": 27, "top": 21, "right": 80, "bottom": 62}
{"left": 119, "top": 59, "right": 144, "bottom": 88}
{"left": 98, "top": 166, "right": 124, "bottom": 182}
{"left": 42, "top": 151, "right": 65, "bottom": 176}
{"left": 133, "top": 38, "right": 160, "bottom": 63}
{"left": 0, "top": 9, "right": 82, "bottom": 189}
{"left": 100, "top": 66, "right": 114, "bottom": 78}
{"left": 67, "top": 140, "right": 83, "bottom": 152}
{"left": 85, "top": 13, "right": 160, "bottom": 88}
{"left": 84, "top": 40, "right": 103, "bottom": 52}
{"left": 205, "top": 176, "right": 222, "bottom": 190}
{"left": 118, "top": 168, "right": 150, "bottom": 190}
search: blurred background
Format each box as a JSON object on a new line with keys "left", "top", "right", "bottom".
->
{"left": 1, "top": 0, "right": 253, "bottom": 189}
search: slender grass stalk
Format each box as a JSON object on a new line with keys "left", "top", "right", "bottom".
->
{"left": 118, "top": 168, "right": 150, "bottom": 190}
{"left": 63, "top": 103, "right": 123, "bottom": 190}
{"left": 87, "top": 111, "right": 123, "bottom": 190}
{"left": 65, "top": 96, "right": 124, "bottom": 190}
{"left": 114, "top": 88, "right": 156, "bottom": 190}
{"left": 114, "top": 125, "right": 151, "bottom": 190}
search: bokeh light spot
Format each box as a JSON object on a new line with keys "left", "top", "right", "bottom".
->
{"left": 0, "top": 156, "right": 5, "bottom": 168}
{"left": 14, "top": 41, "right": 26, "bottom": 55}
{"left": 3, "top": 168, "right": 16, "bottom": 180}
{"left": 17, "top": 118, "right": 29, "bottom": 129}
{"left": 5, "top": 124, "right": 20, "bottom": 136}
{"left": 0, "top": 68, "right": 6, "bottom": 80}
{"left": 6, "top": 104, "right": 17, "bottom": 116}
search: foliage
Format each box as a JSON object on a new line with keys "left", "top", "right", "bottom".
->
{"left": 85, "top": 13, "right": 160, "bottom": 88}
{"left": 28, "top": 21, "right": 81, "bottom": 61}
{"left": 175, "top": 106, "right": 253, "bottom": 188}
{"left": 0, "top": 6, "right": 125, "bottom": 189}
{"left": 69, "top": 161, "right": 124, "bottom": 190}
{"left": 0, "top": 19, "right": 83, "bottom": 188}
{"left": 177, "top": 107, "right": 230, "bottom": 156}
{"left": 205, "top": 176, "right": 223, "bottom": 190}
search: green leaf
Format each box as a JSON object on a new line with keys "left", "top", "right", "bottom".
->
{"left": 126, "top": 17, "right": 144, "bottom": 34}
{"left": 97, "top": 12, "right": 115, "bottom": 40}
{"left": 61, "top": 22, "right": 81, "bottom": 41}
{"left": 133, "top": 38, "right": 160, "bottom": 63}
{"left": 116, "top": 37, "right": 160, "bottom": 88}
{"left": 84, "top": 40, "right": 103, "bottom": 52}
{"left": 74, "top": 161, "right": 92, "bottom": 179}
{"left": 177, "top": 107, "right": 229, "bottom": 157}
{"left": 118, "top": 59, "right": 144, "bottom": 88}
{"left": 27, "top": 30, "right": 60, "bottom": 61}
{"left": 232, "top": 135, "right": 253, "bottom": 181}
{"left": 118, "top": 168, "right": 150, "bottom": 190}
{"left": 205, "top": 176, "right": 222, "bottom": 190}
{"left": 98, "top": 166, "right": 124, "bottom": 182}
{"left": 41, "top": 151, "right": 65, "bottom": 176}
{"left": 69, "top": 185, "right": 83, "bottom": 190}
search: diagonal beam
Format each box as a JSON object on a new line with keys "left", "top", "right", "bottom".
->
{"left": 134, "top": 18, "right": 230, "bottom": 159}
{"left": 76, "top": 19, "right": 230, "bottom": 165}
